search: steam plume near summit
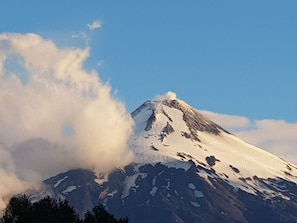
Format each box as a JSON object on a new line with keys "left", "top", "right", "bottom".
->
{"left": 0, "top": 33, "right": 134, "bottom": 209}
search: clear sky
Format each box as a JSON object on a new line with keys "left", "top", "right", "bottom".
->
{"left": 0, "top": 1, "right": 297, "bottom": 164}
{"left": 1, "top": 1, "right": 296, "bottom": 120}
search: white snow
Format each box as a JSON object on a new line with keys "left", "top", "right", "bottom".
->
{"left": 121, "top": 173, "right": 147, "bottom": 199}
{"left": 190, "top": 201, "right": 200, "bottom": 207}
{"left": 150, "top": 186, "right": 158, "bottom": 196}
{"left": 129, "top": 98, "right": 297, "bottom": 198}
{"left": 94, "top": 173, "right": 108, "bottom": 185}
{"left": 62, "top": 185, "right": 77, "bottom": 194}
{"left": 152, "top": 176, "right": 157, "bottom": 186}
{"left": 165, "top": 180, "right": 170, "bottom": 190}
{"left": 194, "top": 190, "right": 204, "bottom": 198}
{"left": 54, "top": 176, "right": 68, "bottom": 188}
{"left": 174, "top": 190, "right": 181, "bottom": 197}
{"left": 188, "top": 183, "right": 204, "bottom": 197}
{"left": 188, "top": 183, "right": 196, "bottom": 190}
{"left": 107, "top": 190, "right": 118, "bottom": 198}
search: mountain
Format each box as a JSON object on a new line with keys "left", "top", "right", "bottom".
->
{"left": 32, "top": 97, "right": 297, "bottom": 223}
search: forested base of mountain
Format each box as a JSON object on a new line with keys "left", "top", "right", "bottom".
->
{"left": 0, "top": 195, "right": 128, "bottom": 223}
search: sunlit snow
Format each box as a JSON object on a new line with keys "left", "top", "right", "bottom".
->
{"left": 129, "top": 98, "right": 297, "bottom": 199}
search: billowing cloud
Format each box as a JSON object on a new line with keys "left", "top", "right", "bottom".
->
{"left": 87, "top": 20, "right": 102, "bottom": 30}
{"left": 201, "top": 111, "right": 297, "bottom": 165}
{"left": 0, "top": 33, "right": 134, "bottom": 210}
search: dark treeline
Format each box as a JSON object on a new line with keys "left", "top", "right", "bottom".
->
{"left": 0, "top": 195, "right": 128, "bottom": 223}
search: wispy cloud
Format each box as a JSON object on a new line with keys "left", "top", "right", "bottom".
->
{"left": 71, "top": 32, "right": 87, "bottom": 39}
{"left": 201, "top": 111, "right": 297, "bottom": 165}
{"left": 71, "top": 32, "right": 89, "bottom": 46}
{"left": 87, "top": 20, "right": 102, "bottom": 30}
{"left": 97, "top": 60, "right": 104, "bottom": 67}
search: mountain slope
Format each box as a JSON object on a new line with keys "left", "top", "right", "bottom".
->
{"left": 34, "top": 97, "right": 297, "bottom": 223}
{"left": 130, "top": 98, "right": 297, "bottom": 196}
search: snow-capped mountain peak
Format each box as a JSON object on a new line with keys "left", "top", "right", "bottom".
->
{"left": 131, "top": 98, "right": 228, "bottom": 135}
{"left": 130, "top": 97, "right": 297, "bottom": 196}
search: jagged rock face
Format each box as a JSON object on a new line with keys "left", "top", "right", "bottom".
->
{"left": 34, "top": 97, "right": 297, "bottom": 223}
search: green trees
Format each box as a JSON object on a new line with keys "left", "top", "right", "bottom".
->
{"left": 0, "top": 195, "right": 128, "bottom": 223}
{"left": 83, "top": 205, "right": 129, "bottom": 223}
{"left": 1, "top": 195, "right": 32, "bottom": 223}
{"left": 31, "top": 196, "right": 80, "bottom": 223}
{"left": 1, "top": 195, "right": 80, "bottom": 223}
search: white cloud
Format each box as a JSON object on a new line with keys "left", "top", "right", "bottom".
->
{"left": 155, "top": 91, "right": 177, "bottom": 101}
{"left": 87, "top": 20, "right": 102, "bottom": 30}
{"left": 201, "top": 111, "right": 297, "bottom": 165}
{"left": 200, "top": 110, "right": 251, "bottom": 130}
{"left": 0, "top": 33, "right": 134, "bottom": 210}
{"left": 236, "top": 120, "right": 297, "bottom": 163}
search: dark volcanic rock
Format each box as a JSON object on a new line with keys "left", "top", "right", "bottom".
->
{"left": 159, "top": 122, "right": 175, "bottom": 141}
{"left": 144, "top": 111, "right": 156, "bottom": 131}
{"left": 39, "top": 163, "right": 297, "bottom": 223}
{"left": 206, "top": 155, "right": 219, "bottom": 167}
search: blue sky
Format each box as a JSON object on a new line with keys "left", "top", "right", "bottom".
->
{"left": 1, "top": 1, "right": 297, "bottom": 164}
{"left": 1, "top": 1, "right": 296, "bottom": 121}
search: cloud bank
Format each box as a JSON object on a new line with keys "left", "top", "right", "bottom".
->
{"left": 0, "top": 33, "right": 134, "bottom": 210}
{"left": 200, "top": 110, "right": 297, "bottom": 165}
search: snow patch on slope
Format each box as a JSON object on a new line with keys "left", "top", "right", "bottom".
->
{"left": 150, "top": 187, "right": 158, "bottom": 196}
{"left": 62, "top": 185, "right": 77, "bottom": 194}
{"left": 54, "top": 176, "right": 68, "bottom": 188}
{"left": 121, "top": 173, "right": 147, "bottom": 199}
